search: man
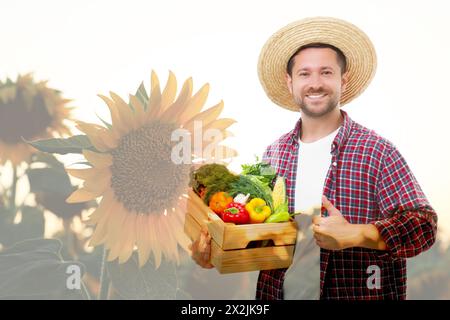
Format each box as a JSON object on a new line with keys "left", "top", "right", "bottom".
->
{"left": 190, "top": 17, "right": 437, "bottom": 300}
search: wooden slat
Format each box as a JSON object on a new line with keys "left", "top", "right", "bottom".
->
{"left": 219, "top": 220, "right": 297, "bottom": 250}
{"left": 187, "top": 189, "right": 227, "bottom": 245}
{"left": 184, "top": 212, "right": 202, "bottom": 242}
{"left": 186, "top": 189, "right": 211, "bottom": 226}
{"left": 210, "top": 239, "right": 295, "bottom": 274}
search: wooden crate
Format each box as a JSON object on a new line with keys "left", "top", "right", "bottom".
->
{"left": 185, "top": 189, "right": 297, "bottom": 274}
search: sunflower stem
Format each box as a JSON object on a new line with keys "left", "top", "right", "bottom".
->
{"left": 10, "top": 165, "right": 18, "bottom": 212}
{"left": 63, "top": 219, "right": 77, "bottom": 259}
{"left": 98, "top": 246, "right": 110, "bottom": 300}
{"left": 80, "top": 279, "right": 92, "bottom": 300}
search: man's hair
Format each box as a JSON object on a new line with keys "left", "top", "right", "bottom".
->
{"left": 286, "top": 43, "right": 347, "bottom": 76}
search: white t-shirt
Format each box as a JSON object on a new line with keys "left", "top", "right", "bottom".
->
{"left": 283, "top": 126, "right": 340, "bottom": 300}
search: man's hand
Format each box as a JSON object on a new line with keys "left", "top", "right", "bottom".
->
{"left": 312, "top": 195, "right": 359, "bottom": 250}
{"left": 188, "top": 225, "right": 214, "bottom": 269}
{"left": 312, "top": 195, "right": 387, "bottom": 251}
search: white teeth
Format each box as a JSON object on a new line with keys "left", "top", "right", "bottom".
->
{"left": 307, "top": 94, "right": 326, "bottom": 99}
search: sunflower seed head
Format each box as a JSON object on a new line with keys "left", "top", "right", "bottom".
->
{"left": 110, "top": 120, "right": 191, "bottom": 214}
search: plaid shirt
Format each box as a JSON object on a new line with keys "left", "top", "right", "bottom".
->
{"left": 256, "top": 110, "right": 438, "bottom": 300}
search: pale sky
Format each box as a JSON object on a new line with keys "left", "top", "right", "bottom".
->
{"left": 2, "top": 0, "right": 449, "bottom": 242}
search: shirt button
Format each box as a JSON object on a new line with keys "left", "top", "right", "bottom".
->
{"left": 332, "top": 161, "right": 337, "bottom": 167}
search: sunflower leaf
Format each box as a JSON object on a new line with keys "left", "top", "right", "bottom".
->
{"left": 0, "top": 206, "right": 45, "bottom": 248}
{"left": 135, "top": 82, "right": 149, "bottom": 106}
{"left": 0, "top": 238, "right": 86, "bottom": 299}
{"left": 95, "top": 112, "right": 112, "bottom": 129}
{"left": 27, "top": 167, "right": 74, "bottom": 196}
{"left": 25, "top": 135, "right": 99, "bottom": 154}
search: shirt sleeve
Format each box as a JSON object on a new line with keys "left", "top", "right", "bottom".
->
{"left": 371, "top": 145, "right": 438, "bottom": 260}
{"left": 262, "top": 147, "right": 270, "bottom": 163}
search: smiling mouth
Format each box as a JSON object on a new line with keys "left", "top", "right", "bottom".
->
{"left": 306, "top": 93, "right": 327, "bottom": 100}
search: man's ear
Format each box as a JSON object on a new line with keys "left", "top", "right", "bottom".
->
{"left": 285, "top": 73, "right": 293, "bottom": 95}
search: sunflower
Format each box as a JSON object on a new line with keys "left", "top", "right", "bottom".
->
{"left": 0, "top": 74, "right": 73, "bottom": 165}
{"left": 65, "top": 71, "right": 237, "bottom": 267}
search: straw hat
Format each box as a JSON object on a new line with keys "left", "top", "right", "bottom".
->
{"left": 258, "top": 17, "right": 377, "bottom": 111}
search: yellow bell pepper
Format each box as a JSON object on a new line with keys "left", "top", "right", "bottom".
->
{"left": 245, "top": 198, "right": 271, "bottom": 223}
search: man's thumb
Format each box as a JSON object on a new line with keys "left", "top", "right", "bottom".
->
{"left": 322, "top": 195, "right": 341, "bottom": 216}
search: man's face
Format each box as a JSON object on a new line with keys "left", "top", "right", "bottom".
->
{"left": 286, "top": 47, "right": 348, "bottom": 117}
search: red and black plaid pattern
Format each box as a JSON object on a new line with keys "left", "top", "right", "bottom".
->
{"left": 256, "top": 110, "right": 437, "bottom": 300}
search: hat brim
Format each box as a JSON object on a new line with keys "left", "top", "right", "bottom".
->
{"left": 258, "top": 17, "right": 377, "bottom": 111}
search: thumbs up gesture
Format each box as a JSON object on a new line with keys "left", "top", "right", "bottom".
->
{"left": 312, "top": 195, "right": 361, "bottom": 250}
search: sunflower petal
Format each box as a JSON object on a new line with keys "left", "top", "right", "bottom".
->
{"left": 66, "top": 187, "right": 100, "bottom": 203}
{"left": 118, "top": 213, "right": 137, "bottom": 264}
{"left": 169, "top": 213, "right": 185, "bottom": 257}
{"left": 66, "top": 167, "right": 105, "bottom": 181}
{"left": 159, "top": 214, "right": 179, "bottom": 264}
{"left": 83, "top": 150, "right": 112, "bottom": 168}
{"left": 85, "top": 189, "right": 114, "bottom": 225}
{"left": 145, "top": 71, "right": 162, "bottom": 120}
{"left": 104, "top": 200, "right": 128, "bottom": 250}
{"left": 4, "top": 144, "right": 20, "bottom": 165}
{"left": 171, "top": 209, "right": 191, "bottom": 253}
{"left": 220, "top": 130, "right": 234, "bottom": 140}
{"left": 203, "top": 118, "right": 236, "bottom": 132}
{"left": 107, "top": 240, "right": 120, "bottom": 262}
{"left": 98, "top": 94, "right": 125, "bottom": 136}
{"left": 107, "top": 208, "right": 129, "bottom": 262}
{"left": 88, "top": 223, "right": 108, "bottom": 247}
{"left": 87, "top": 195, "right": 114, "bottom": 246}
{"left": 183, "top": 100, "right": 224, "bottom": 132}
{"left": 204, "top": 145, "right": 238, "bottom": 162}
{"left": 148, "top": 215, "right": 162, "bottom": 268}
{"left": 75, "top": 121, "right": 116, "bottom": 152}
{"left": 110, "top": 91, "right": 136, "bottom": 131}
{"left": 57, "top": 126, "right": 72, "bottom": 137}
{"left": 83, "top": 170, "right": 111, "bottom": 194}
{"left": 144, "top": 215, "right": 156, "bottom": 264}
{"left": 129, "top": 94, "right": 146, "bottom": 127}
{"left": 159, "top": 77, "right": 193, "bottom": 123}
{"left": 178, "top": 83, "right": 209, "bottom": 124}
{"left": 136, "top": 214, "right": 151, "bottom": 267}
{"left": 159, "top": 70, "right": 177, "bottom": 114}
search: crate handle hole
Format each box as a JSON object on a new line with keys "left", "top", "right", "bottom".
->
{"left": 245, "top": 239, "right": 275, "bottom": 249}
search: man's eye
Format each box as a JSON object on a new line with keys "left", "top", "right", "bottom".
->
{"left": 322, "top": 71, "right": 333, "bottom": 75}
{"left": 299, "top": 73, "right": 309, "bottom": 77}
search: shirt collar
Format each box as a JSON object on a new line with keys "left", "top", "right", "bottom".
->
{"left": 288, "top": 109, "right": 354, "bottom": 154}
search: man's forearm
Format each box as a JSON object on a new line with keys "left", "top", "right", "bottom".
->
{"left": 352, "top": 224, "right": 387, "bottom": 251}
{"left": 312, "top": 198, "right": 389, "bottom": 251}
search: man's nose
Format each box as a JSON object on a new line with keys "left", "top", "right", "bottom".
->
{"left": 308, "top": 73, "right": 323, "bottom": 89}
